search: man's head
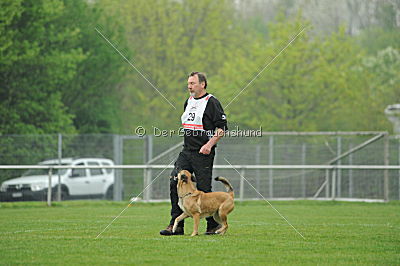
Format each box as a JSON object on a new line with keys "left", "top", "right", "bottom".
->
{"left": 187, "top": 71, "right": 207, "bottom": 98}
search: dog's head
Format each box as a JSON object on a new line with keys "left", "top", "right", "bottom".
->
{"left": 177, "top": 170, "right": 196, "bottom": 192}
{"left": 178, "top": 170, "right": 192, "bottom": 183}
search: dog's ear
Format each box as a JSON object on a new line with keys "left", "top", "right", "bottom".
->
{"left": 180, "top": 173, "right": 188, "bottom": 183}
{"left": 191, "top": 172, "right": 197, "bottom": 183}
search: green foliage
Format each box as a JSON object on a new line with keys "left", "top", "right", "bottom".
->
{"left": 1, "top": 1, "right": 399, "bottom": 134}
{"left": 114, "top": 0, "right": 245, "bottom": 132}
{"left": 358, "top": 1, "right": 400, "bottom": 55}
{"left": 359, "top": 26, "right": 400, "bottom": 55}
{"left": 0, "top": 0, "right": 81, "bottom": 134}
{"left": 344, "top": 47, "right": 400, "bottom": 131}
{"left": 215, "top": 15, "right": 365, "bottom": 131}
{"left": 0, "top": 0, "right": 128, "bottom": 135}
{"left": 113, "top": 3, "right": 398, "bottom": 133}
{"left": 59, "top": 0, "right": 129, "bottom": 133}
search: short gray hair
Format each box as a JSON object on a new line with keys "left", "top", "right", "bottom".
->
{"left": 188, "top": 71, "right": 207, "bottom": 89}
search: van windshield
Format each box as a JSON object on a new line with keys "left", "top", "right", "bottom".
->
{"left": 22, "top": 164, "right": 69, "bottom": 176}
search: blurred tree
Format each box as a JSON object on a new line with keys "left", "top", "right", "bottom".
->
{"left": 343, "top": 47, "right": 400, "bottom": 131}
{"left": 0, "top": 0, "right": 82, "bottom": 134}
{"left": 214, "top": 14, "right": 366, "bottom": 131}
{"left": 358, "top": 1, "right": 400, "bottom": 54}
{"left": 111, "top": 0, "right": 247, "bottom": 133}
{"left": 59, "top": 0, "right": 129, "bottom": 133}
{"left": 0, "top": 0, "right": 129, "bottom": 134}
{"left": 2, "top": 0, "right": 398, "bottom": 135}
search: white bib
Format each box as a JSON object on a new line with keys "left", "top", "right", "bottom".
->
{"left": 181, "top": 94, "right": 213, "bottom": 131}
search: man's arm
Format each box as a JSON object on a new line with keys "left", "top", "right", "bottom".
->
{"left": 199, "top": 128, "right": 224, "bottom": 155}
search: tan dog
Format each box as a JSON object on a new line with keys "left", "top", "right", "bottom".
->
{"left": 172, "top": 170, "right": 235, "bottom": 236}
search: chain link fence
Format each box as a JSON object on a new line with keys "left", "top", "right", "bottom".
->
{"left": 0, "top": 132, "right": 399, "bottom": 202}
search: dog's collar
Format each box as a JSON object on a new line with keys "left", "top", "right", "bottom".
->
{"left": 179, "top": 192, "right": 193, "bottom": 199}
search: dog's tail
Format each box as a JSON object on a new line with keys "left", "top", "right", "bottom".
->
{"left": 215, "top": 177, "right": 234, "bottom": 197}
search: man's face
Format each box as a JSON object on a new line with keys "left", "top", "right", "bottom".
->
{"left": 187, "top": 75, "right": 205, "bottom": 98}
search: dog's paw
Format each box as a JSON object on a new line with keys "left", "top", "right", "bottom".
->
{"left": 215, "top": 229, "right": 225, "bottom": 235}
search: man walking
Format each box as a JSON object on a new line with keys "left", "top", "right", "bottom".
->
{"left": 160, "top": 71, "right": 228, "bottom": 235}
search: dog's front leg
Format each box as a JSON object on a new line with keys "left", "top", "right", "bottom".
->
{"left": 172, "top": 213, "right": 189, "bottom": 233}
{"left": 191, "top": 213, "right": 200, "bottom": 236}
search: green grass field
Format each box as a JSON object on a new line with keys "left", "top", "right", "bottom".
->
{"left": 0, "top": 200, "right": 399, "bottom": 265}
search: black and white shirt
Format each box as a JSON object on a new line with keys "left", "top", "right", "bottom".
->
{"left": 181, "top": 93, "right": 227, "bottom": 151}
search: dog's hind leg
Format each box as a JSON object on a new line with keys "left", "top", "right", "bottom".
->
{"left": 173, "top": 213, "right": 189, "bottom": 233}
{"left": 213, "top": 211, "right": 222, "bottom": 225}
{"left": 215, "top": 201, "right": 234, "bottom": 235}
{"left": 215, "top": 213, "right": 228, "bottom": 235}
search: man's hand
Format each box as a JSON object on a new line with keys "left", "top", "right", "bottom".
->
{"left": 199, "top": 143, "right": 212, "bottom": 155}
{"left": 199, "top": 128, "right": 225, "bottom": 155}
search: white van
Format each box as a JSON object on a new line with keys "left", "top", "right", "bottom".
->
{"left": 0, "top": 158, "right": 116, "bottom": 201}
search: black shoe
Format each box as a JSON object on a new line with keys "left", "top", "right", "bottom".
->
{"left": 160, "top": 225, "right": 184, "bottom": 236}
{"left": 204, "top": 224, "right": 222, "bottom": 235}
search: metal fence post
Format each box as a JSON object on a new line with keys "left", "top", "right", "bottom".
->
{"left": 119, "top": 136, "right": 124, "bottom": 201}
{"left": 301, "top": 143, "right": 306, "bottom": 198}
{"left": 47, "top": 168, "right": 52, "bottom": 207}
{"left": 113, "top": 135, "right": 123, "bottom": 201}
{"left": 349, "top": 143, "right": 353, "bottom": 198}
{"left": 325, "top": 169, "right": 329, "bottom": 198}
{"left": 384, "top": 134, "right": 389, "bottom": 202}
{"left": 57, "top": 133, "right": 62, "bottom": 201}
{"left": 337, "top": 136, "right": 342, "bottom": 198}
{"left": 239, "top": 168, "right": 245, "bottom": 201}
{"left": 255, "top": 145, "right": 261, "bottom": 195}
{"left": 144, "top": 167, "right": 152, "bottom": 202}
{"left": 331, "top": 169, "right": 336, "bottom": 200}
{"left": 144, "top": 135, "right": 153, "bottom": 201}
{"left": 268, "top": 136, "right": 274, "bottom": 198}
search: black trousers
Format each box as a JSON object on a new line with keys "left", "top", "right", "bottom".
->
{"left": 168, "top": 148, "right": 219, "bottom": 230}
